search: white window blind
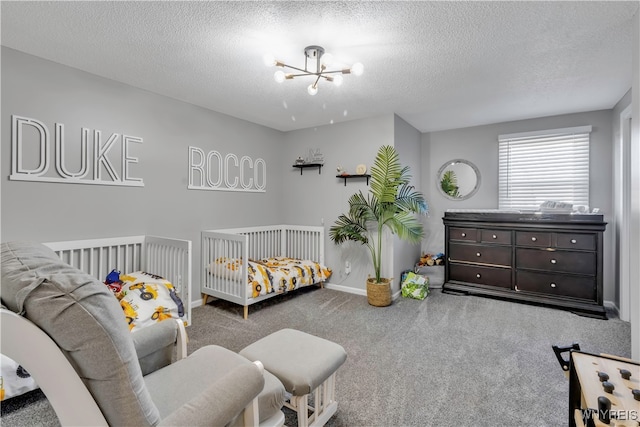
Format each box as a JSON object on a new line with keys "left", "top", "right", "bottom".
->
{"left": 498, "top": 126, "right": 591, "bottom": 211}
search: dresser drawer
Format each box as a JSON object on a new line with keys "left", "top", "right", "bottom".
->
{"left": 556, "top": 233, "right": 596, "bottom": 251}
{"left": 516, "top": 271, "right": 596, "bottom": 300}
{"left": 516, "top": 231, "right": 552, "bottom": 247}
{"left": 449, "top": 243, "right": 511, "bottom": 266}
{"left": 449, "top": 227, "right": 477, "bottom": 242}
{"left": 480, "top": 229, "right": 511, "bottom": 244}
{"left": 516, "top": 248, "right": 596, "bottom": 275}
{"left": 449, "top": 263, "right": 511, "bottom": 288}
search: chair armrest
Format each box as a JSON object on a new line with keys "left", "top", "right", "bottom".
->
{"left": 175, "top": 318, "right": 187, "bottom": 360}
{"left": 132, "top": 319, "right": 187, "bottom": 375}
{"left": 158, "top": 361, "right": 265, "bottom": 427}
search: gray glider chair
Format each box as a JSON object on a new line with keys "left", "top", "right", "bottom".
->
{"left": 0, "top": 241, "right": 286, "bottom": 426}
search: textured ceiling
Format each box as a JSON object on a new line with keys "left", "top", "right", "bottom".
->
{"left": 1, "top": 1, "right": 638, "bottom": 133}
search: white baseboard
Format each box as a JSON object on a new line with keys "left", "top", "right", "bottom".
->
{"left": 324, "top": 283, "right": 366, "bottom": 296}
{"left": 604, "top": 300, "right": 619, "bottom": 317}
{"left": 324, "top": 283, "right": 402, "bottom": 300}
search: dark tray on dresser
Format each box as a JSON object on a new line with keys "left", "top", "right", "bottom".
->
{"left": 442, "top": 210, "right": 607, "bottom": 319}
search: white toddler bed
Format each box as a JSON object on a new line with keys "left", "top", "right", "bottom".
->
{"left": 201, "top": 225, "right": 329, "bottom": 319}
{"left": 1, "top": 235, "right": 192, "bottom": 402}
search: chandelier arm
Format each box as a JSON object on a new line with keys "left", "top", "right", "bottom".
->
{"left": 286, "top": 72, "right": 322, "bottom": 78}
{"left": 318, "top": 69, "right": 350, "bottom": 75}
{"left": 312, "top": 73, "right": 322, "bottom": 88}
{"left": 279, "top": 64, "right": 348, "bottom": 76}
{"left": 279, "top": 63, "right": 311, "bottom": 74}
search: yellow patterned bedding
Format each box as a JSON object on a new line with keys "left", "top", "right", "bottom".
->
{"left": 209, "top": 256, "right": 331, "bottom": 298}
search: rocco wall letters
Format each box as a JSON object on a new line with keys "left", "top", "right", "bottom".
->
{"left": 187, "top": 146, "right": 266, "bottom": 193}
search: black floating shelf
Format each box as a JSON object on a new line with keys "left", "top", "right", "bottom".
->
{"left": 336, "top": 174, "right": 371, "bottom": 186}
{"left": 293, "top": 163, "right": 323, "bottom": 175}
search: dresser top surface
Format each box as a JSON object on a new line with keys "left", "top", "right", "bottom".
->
{"left": 443, "top": 210, "right": 605, "bottom": 225}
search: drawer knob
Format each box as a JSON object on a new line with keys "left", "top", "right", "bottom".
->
{"left": 461, "top": 233, "right": 466, "bottom": 237}
{"left": 571, "top": 239, "right": 577, "bottom": 244}
{"left": 550, "top": 283, "right": 557, "bottom": 288}
{"left": 531, "top": 237, "right": 537, "bottom": 242}
{"left": 550, "top": 259, "right": 557, "bottom": 264}
{"left": 492, "top": 234, "right": 497, "bottom": 239}
{"left": 476, "top": 273, "right": 481, "bottom": 279}
{"left": 476, "top": 252, "right": 481, "bottom": 257}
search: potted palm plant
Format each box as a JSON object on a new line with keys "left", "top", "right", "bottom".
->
{"left": 329, "top": 145, "right": 428, "bottom": 306}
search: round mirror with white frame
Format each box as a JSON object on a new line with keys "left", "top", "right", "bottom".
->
{"left": 437, "top": 159, "right": 481, "bottom": 200}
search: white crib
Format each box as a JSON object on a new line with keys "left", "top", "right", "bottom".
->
{"left": 44, "top": 235, "right": 192, "bottom": 326}
{"left": 201, "top": 225, "right": 326, "bottom": 319}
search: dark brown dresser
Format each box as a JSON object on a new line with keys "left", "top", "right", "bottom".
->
{"left": 442, "top": 211, "right": 607, "bottom": 319}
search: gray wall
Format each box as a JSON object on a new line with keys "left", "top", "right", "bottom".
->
{"left": 392, "top": 115, "right": 423, "bottom": 291}
{"left": 421, "top": 110, "right": 616, "bottom": 303}
{"left": 279, "top": 114, "right": 426, "bottom": 295}
{"left": 281, "top": 114, "right": 396, "bottom": 293}
{"left": 1, "top": 47, "right": 285, "bottom": 301}
{"left": 1, "top": 46, "right": 626, "bottom": 313}
{"left": 611, "top": 89, "right": 632, "bottom": 308}
{"left": 1, "top": 47, "right": 427, "bottom": 300}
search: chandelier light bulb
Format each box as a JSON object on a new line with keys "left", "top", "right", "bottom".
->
{"left": 263, "top": 53, "right": 276, "bottom": 67}
{"left": 333, "top": 74, "right": 344, "bottom": 86}
{"left": 307, "top": 84, "right": 318, "bottom": 96}
{"left": 274, "top": 70, "right": 286, "bottom": 83}
{"left": 351, "top": 62, "right": 364, "bottom": 76}
{"left": 321, "top": 53, "right": 334, "bottom": 66}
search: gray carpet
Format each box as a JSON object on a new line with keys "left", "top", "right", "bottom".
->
{"left": 1, "top": 287, "right": 631, "bottom": 427}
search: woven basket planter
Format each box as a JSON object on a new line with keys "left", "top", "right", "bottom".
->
{"left": 366, "top": 277, "right": 392, "bottom": 307}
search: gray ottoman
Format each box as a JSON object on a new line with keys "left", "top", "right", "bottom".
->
{"left": 240, "top": 329, "right": 347, "bottom": 427}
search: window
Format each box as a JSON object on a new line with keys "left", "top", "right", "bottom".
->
{"left": 498, "top": 126, "right": 591, "bottom": 211}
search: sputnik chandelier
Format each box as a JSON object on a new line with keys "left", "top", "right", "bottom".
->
{"left": 265, "top": 45, "right": 363, "bottom": 96}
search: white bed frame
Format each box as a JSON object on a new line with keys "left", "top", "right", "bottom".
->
{"left": 44, "top": 235, "right": 192, "bottom": 326}
{"left": 201, "top": 225, "right": 325, "bottom": 319}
